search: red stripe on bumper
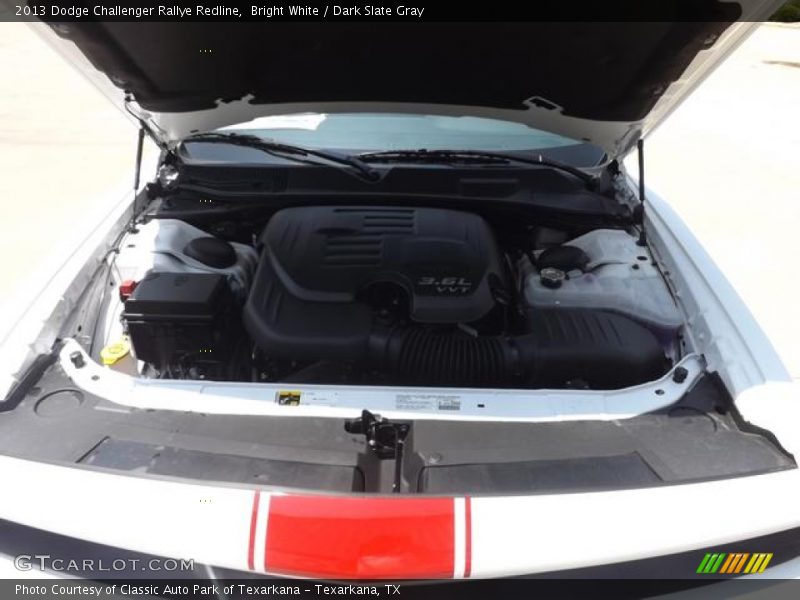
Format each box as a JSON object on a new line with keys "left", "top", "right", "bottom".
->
{"left": 265, "top": 495, "right": 456, "bottom": 579}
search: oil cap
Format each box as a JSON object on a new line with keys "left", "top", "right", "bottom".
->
{"left": 540, "top": 267, "right": 566, "bottom": 289}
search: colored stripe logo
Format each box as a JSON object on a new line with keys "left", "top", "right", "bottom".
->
{"left": 696, "top": 552, "right": 773, "bottom": 574}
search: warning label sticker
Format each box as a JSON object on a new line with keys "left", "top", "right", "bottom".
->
{"left": 275, "top": 390, "right": 338, "bottom": 406}
{"left": 276, "top": 390, "right": 301, "bottom": 405}
{"left": 436, "top": 397, "right": 462, "bottom": 411}
{"left": 395, "top": 394, "right": 462, "bottom": 412}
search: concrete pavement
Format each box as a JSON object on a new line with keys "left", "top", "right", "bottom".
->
{"left": 0, "top": 24, "right": 147, "bottom": 302}
{"left": 640, "top": 23, "right": 800, "bottom": 379}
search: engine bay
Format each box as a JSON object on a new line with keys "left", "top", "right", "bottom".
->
{"left": 7, "top": 183, "right": 795, "bottom": 496}
{"left": 101, "top": 203, "right": 684, "bottom": 391}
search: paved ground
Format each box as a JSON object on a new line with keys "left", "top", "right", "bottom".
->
{"left": 0, "top": 24, "right": 152, "bottom": 300}
{"left": 1, "top": 22, "right": 798, "bottom": 378}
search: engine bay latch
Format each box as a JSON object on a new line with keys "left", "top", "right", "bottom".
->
{"left": 345, "top": 410, "right": 410, "bottom": 492}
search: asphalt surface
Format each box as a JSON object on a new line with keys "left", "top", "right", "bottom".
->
{"left": 0, "top": 23, "right": 798, "bottom": 378}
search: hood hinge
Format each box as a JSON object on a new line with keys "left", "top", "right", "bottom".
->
{"left": 124, "top": 96, "right": 168, "bottom": 151}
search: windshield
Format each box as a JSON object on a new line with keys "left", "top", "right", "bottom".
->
{"left": 213, "top": 112, "right": 596, "bottom": 157}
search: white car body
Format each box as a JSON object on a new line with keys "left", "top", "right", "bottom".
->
{"left": 0, "top": 3, "right": 797, "bottom": 587}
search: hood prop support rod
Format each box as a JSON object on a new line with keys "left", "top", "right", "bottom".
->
{"left": 134, "top": 126, "right": 145, "bottom": 193}
{"left": 636, "top": 138, "right": 647, "bottom": 246}
{"left": 128, "top": 126, "right": 146, "bottom": 234}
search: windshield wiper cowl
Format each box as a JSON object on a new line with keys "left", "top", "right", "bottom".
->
{"left": 358, "top": 148, "right": 598, "bottom": 188}
{"left": 184, "top": 132, "right": 381, "bottom": 182}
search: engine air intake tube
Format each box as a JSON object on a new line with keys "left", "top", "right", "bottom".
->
{"left": 371, "top": 309, "right": 667, "bottom": 389}
{"left": 376, "top": 327, "right": 527, "bottom": 386}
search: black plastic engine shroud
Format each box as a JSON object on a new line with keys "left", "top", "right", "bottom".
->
{"left": 244, "top": 206, "right": 505, "bottom": 362}
{"left": 243, "top": 205, "right": 668, "bottom": 388}
{"left": 259, "top": 206, "right": 505, "bottom": 324}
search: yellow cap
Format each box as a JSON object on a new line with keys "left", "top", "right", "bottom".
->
{"left": 100, "top": 338, "right": 131, "bottom": 365}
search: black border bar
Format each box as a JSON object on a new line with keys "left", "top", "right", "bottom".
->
{"left": 0, "top": 0, "right": 759, "bottom": 22}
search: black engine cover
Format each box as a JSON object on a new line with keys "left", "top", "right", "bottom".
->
{"left": 263, "top": 206, "right": 504, "bottom": 323}
{"left": 244, "top": 206, "right": 506, "bottom": 361}
{"left": 244, "top": 206, "right": 668, "bottom": 388}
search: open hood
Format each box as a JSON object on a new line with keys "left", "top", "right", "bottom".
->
{"left": 37, "top": 1, "right": 781, "bottom": 158}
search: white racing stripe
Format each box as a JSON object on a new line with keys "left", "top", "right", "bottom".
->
{"left": 252, "top": 491, "right": 271, "bottom": 572}
{"left": 453, "top": 497, "right": 466, "bottom": 579}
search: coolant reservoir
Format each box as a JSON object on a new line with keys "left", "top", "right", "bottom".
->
{"left": 113, "top": 219, "right": 258, "bottom": 299}
{"left": 524, "top": 230, "right": 683, "bottom": 334}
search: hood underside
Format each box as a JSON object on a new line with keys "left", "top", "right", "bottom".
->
{"left": 40, "top": 1, "right": 781, "bottom": 156}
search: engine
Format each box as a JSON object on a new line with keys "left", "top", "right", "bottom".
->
{"left": 243, "top": 206, "right": 508, "bottom": 361}
{"left": 240, "top": 206, "right": 668, "bottom": 388}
